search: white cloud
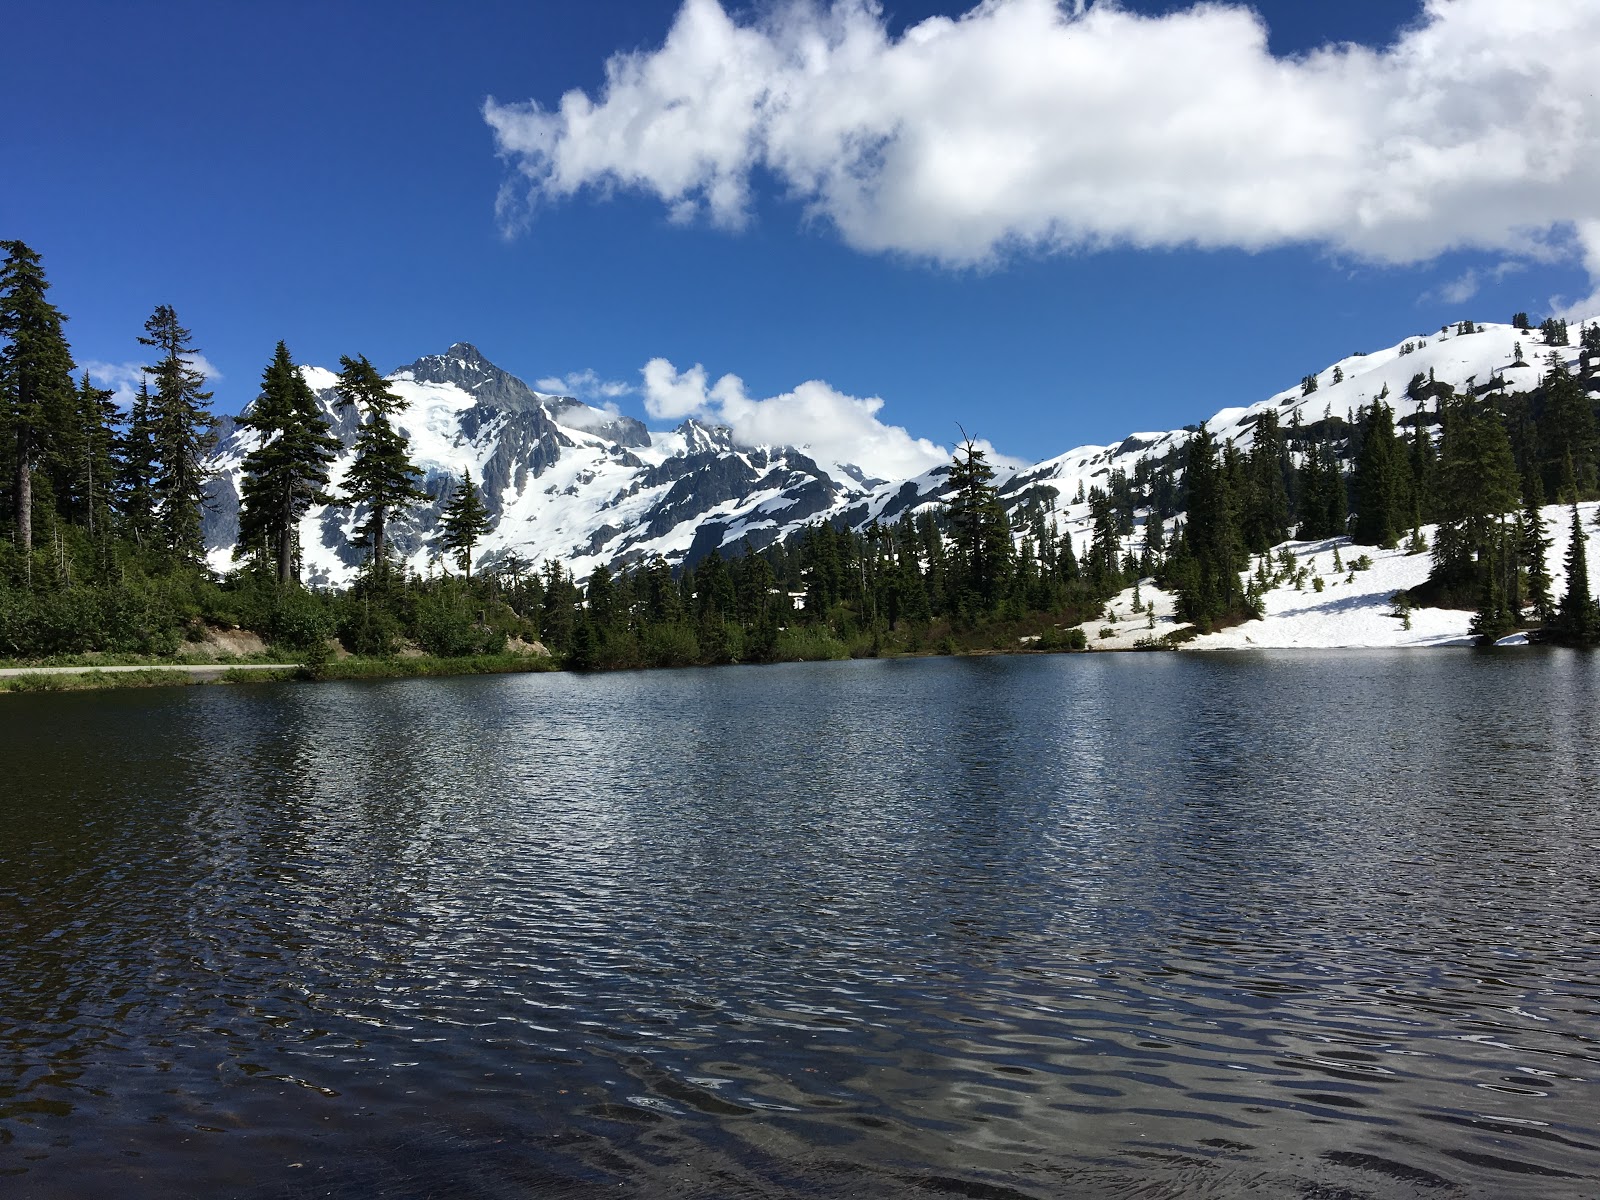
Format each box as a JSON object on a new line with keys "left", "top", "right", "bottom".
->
{"left": 84, "top": 354, "right": 222, "bottom": 408}
{"left": 486, "top": 0, "right": 1600, "bottom": 289}
{"left": 641, "top": 358, "right": 715, "bottom": 422}
{"left": 535, "top": 367, "right": 633, "bottom": 404}
{"left": 641, "top": 356, "right": 990, "bottom": 480}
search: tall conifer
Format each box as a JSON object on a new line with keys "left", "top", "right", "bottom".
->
{"left": 0, "top": 240, "right": 76, "bottom": 566}
{"left": 138, "top": 305, "right": 215, "bottom": 564}
{"left": 1552, "top": 506, "right": 1600, "bottom": 645}
{"left": 336, "top": 354, "right": 427, "bottom": 583}
{"left": 438, "top": 467, "right": 491, "bottom": 578}
{"left": 237, "top": 342, "right": 341, "bottom": 585}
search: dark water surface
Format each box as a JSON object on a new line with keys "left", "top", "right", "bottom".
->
{"left": 2, "top": 652, "right": 1598, "bottom": 1199}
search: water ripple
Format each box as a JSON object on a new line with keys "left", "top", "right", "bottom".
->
{"left": 1, "top": 651, "right": 1597, "bottom": 1198}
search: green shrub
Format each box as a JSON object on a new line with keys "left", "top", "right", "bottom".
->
{"left": 775, "top": 626, "right": 850, "bottom": 661}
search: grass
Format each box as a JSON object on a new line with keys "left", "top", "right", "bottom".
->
{"left": 0, "top": 668, "right": 212, "bottom": 693}
{"left": 301, "top": 654, "right": 560, "bottom": 682}
{"left": 0, "top": 653, "right": 556, "bottom": 694}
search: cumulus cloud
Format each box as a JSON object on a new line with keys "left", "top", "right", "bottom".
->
{"left": 642, "top": 357, "right": 971, "bottom": 479}
{"left": 535, "top": 367, "right": 634, "bottom": 404}
{"left": 83, "top": 354, "right": 222, "bottom": 408}
{"left": 486, "top": 0, "right": 1600, "bottom": 289}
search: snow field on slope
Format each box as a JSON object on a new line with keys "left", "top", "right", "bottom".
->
{"left": 1189, "top": 501, "right": 1599, "bottom": 651}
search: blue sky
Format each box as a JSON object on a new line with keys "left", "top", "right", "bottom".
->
{"left": 4, "top": 0, "right": 1595, "bottom": 469}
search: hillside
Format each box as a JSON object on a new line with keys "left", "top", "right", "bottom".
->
{"left": 203, "top": 318, "right": 1597, "bottom": 594}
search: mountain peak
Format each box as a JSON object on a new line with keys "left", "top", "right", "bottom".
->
{"left": 394, "top": 343, "right": 546, "bottom": 413}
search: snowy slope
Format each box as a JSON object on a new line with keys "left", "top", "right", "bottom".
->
{"left": 204, "top": 321, "right": 1597, "bottom": 592}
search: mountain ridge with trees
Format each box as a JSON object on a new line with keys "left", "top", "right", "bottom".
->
{"left": 3, "top": 240, "right": 1599, "bottom": 668}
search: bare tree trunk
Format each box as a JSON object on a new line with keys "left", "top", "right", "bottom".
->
{"left": 372, "top": 507, "right": 387, "bottom": 583}
{"left": 14, "top": 436, "right": 32, "bottom": 586}
{"left": 277, "top": 480, "right": 294, "bottom": 587}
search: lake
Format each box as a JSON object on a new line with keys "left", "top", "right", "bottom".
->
{"left": 2, "top": 651, "right": 1597, "bottom": 1199}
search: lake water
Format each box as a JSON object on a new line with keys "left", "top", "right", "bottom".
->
{"left": 2, "top": 651, "right": 1598, "bottom": 1199}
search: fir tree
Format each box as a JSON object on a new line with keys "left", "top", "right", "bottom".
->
{"left": 1540, "top": 354, "right": 1597, "bottom": 500}
{"left": 1431, "top": 393, "right": 1519, "bottom": 597}
{"left": 138, "top": 304, "right": 215, "bottom": 564}
{"left": 437, "top": 467, "right": 492, "bottom": 578}
{"left": 0, "top": 240, "right": 76, "bottom": 567}
{"left": 1352, "top": 402, "right": 1403, "bottom": 548}
{"left": 946, "top": 432, "right": 1010, "bottom": 610}
{"left": 236, "top": 342, "right": 341, "bottom": 585}
{"left": 1242, "top": 408, "right": 1290, "bottom": 554}
{"left": 1551, "top": 506, "right": 1600, "bottom": 645}
{"left": 1519, "top": 478, "right": 1554, "bottom": 623}
{"left": 1173, "top": 423, "right": 1243, "bottom": 624}
{"left": 336, "top": 354, "right": 428, "bottom": 583}
{"left": 56, "top": 373, "right": 119, "bottom": 542}
{"left": 117, "top": 379, "right": 158, "bottom": 549}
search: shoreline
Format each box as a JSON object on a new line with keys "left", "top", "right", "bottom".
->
{"left": 2, "top": 633, "right": 1568, "bottom": 695}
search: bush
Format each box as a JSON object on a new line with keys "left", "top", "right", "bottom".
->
{"left": 266, "top": 590, "right": 334, "bottom": 651}
{"left": 774, "top": 626, "right": 850, "bottom": 662}
{"left": 338, "top": 601, "right": 403, "bottom": 656}
{"left": 642, "top": 622, "right": 700, "bottom": 668}
{"left": 413, "top": 593, "right": 505, "bottom": 657}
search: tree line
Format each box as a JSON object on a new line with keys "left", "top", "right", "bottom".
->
{"left": 4, "top": 238, "right": 1598, "bottom": 663}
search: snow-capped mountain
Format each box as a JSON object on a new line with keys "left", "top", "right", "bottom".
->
{"left": 203, "top": 343, "right": 872, "bottom": 584}
{"left": 203, "top": 322, "right": 1596, "bottom": 584}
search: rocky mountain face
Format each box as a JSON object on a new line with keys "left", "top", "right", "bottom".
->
{"left": 203, "top": 343, "right": 882, "bottom": 585}
{"left": 204, "top": 322, "right": 1597, "bottom": 585}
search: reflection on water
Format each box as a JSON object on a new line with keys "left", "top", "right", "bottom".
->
{"left": 2, "top": 651, "right": 1598, "bottom": 1199}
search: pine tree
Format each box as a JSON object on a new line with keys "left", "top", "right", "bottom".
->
{"left": 0, "top": 240, "right": 77, "bottom": 568}
{"left": 1085, "top": 487, "right": 1121, "bottom": 586}
{"left": 1540, "top": 354, "right": 1597, "bottom": 501}
{"left": 1551, "top": 506, "right": 1600, "bottom": 645}
{"left": 236, "top": 342, "right": 341, "bottom": 585}
{"left": 1519, "top": 478, "right": 1554, "bottom": 623}
{"left": 437, "top": 467, "right": 492, "bottom": 578}
{"left": 138, "top": 304, "right": 215, "bottom": 564}
{"left": 946, "top": 433, "right": 1010, "bottom": 610}
{"left": 1174, "top": 423, "right": 1243, "bottom": 624}
{"left": 1242, "top": 408, "right": 1290, "bottom": 554}
{"left": 1352, "top": 402, "right": 1403, "bottom": 547}
{"left": 336, "top": 354, "right": 428, "bottom": 583}
{"left": 1430, "top": 392, "right": 1519, "bottom": 595}
{"left": 58, "top": 372, "right": 118, "bottom": 540}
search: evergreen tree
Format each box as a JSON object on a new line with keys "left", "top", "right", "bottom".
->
{"left": 138, "top": 304, "right": 215, "bottom": 564}
{"left": 1352, "top": 402, "right": 1403, "bottom": 547}
{"left": 1173, "top": 423, "right": 1243, "bottom": 624}
{"left": 437, "top": 467, "right": 492, "bottom": 578}
{"left": 1539, "top": 317, "right": 1569, "bottom": 347}
{"left": 1469, "top": 521, "right": 1514, "bottom": 643}
{"left": 55, "top": 372, "right": 118, "bottom": 541}
{"left": 1519, "top": 477, "right": 1554, "bottom": 623}
{"left": 1085, "top": 487, "right": 1121, "bottom": 586}
{"left": 236, "top": 342, "right": 341, "bottom": 585}
{"left": 1551, "top": 506, "right": 1600, "bottom": 645}
{"left": 1407, "top": 415, "right": 1436, "bottom": 528}
{"left": 336, "top": 354, "right": 428, "bottom": 583}
{"left": 1242, "top": 409, "right": 1290, "bottom": 554}
{"left": 1431, "top": 393, "right": 1520, "bottom": 597}
{"left": 0, "top": 240, "right": 76, "bottom": 567}
{"left": 1539, "top": 354, "right": 1597, "bottom": 500}
{"left": 117, "top": 379, "right": 158, "bottom": 548}
{"left": 946, "top": 433, "right": 1010, "bottom": 610}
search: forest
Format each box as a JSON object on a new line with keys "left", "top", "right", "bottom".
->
{"left": 3, "top": 240, "right": 1599, "bottom": 670}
